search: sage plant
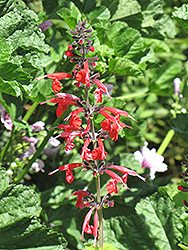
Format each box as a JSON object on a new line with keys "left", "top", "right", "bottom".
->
{"left": 37, "top": 20, "right": 146, "bottom": 248}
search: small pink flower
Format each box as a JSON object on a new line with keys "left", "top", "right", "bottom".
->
{"left": 31, "top": 121, "right": 45, "bottom": 132}
{"left": 134, "top": 144, "right": 168, "bottom": 180}
{"left": 38, "top": 20, "right": 53, "bottom": 32}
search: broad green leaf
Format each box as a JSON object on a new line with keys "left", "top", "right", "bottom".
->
{"left": 169, "top": 114, "right": 188, "bottom": 144}
{"left": 0, "top": 77, "right": 22, "bottom": 97}
{"left": 84, "top": 243, "right": 118, "bottom": 249}
{"left": 0, "top": 168, "right": 67, "bottom": 249}
{"left": 136, "top": 194, "right": 187, "bottom": 250}
{"left": 0, "top": 3, "right": 50, "bottom": 100}
{"left": 110, "top": 0, "right": 141, "bottom": 21}
{"left": 57, "top": 2, "right": 83, "bottom": 29}
{"left": 140, "top": 0, "right": 177, "bottom": 38}
{"left": 172, "top": 4, "right": 188, "bottom": 34}
{"left": 119, "top": 153, "right": 144, "bottom": 174}
{"left": 109, "top": 57, "right": 142, "bottom": 76}
{"left": 87, "top": 5, "right": 111, "bottom": 22}
{"left": 0, "top": 0, "right": 15, "bottom": 17}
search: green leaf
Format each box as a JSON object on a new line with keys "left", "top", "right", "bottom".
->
{"left": 169, "top": 114, "right": 188, "bottom": 144}
{"left": 0, "top": 0, "right": 15, "bottom": 17}
{"left": 0, "top": 167, "right": 67, "bottom": 249}
{"left": 0, "top": 3, "right": 50, "bottom": 100}
{"left": 110, "top": 0, "right": 141, "bottom": 21}
{"left": 172, "top": 4, "right": 188, "bottom": 34}
{"left": 88, "top": 5, "right": 111, "bottom": 22}
{"left": 57, "top": 2, "right": 83, "bottom": 29}
{"left": 84, "top": 243, "right": 118, "bottom": 249}
{"left": 109, "top": 57, "right": 142, "bottom": 76}
{"left": 141, "top": 0, "right": 177, "bottom": 38}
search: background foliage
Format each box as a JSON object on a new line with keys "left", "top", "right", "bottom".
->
{"left": 1, "top": 0, "right": 188, "bottom": 249}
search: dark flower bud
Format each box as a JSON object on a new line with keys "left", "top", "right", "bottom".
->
{"left": 70, "top": 30, "right": 78, "bottom": 34}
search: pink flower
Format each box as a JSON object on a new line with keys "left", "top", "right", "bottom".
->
{"left": 134, "top": 145, "right": 168, "bottom": 180}
{"left": 48, "top": 163, "right": 83, "bottom": 184}
{"left": 0, "top": 108, "right": 13, "bottom": 131}
{"left": 30, "top": 121, "right": 45, "bottom": 132}
{"left": 38, "top": 20, "right": 53, "bottom": 32}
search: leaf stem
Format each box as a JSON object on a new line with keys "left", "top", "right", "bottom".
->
{"left": 157, "top": 129, "right": 175, "bottom": 155}
{"left": 22, "top": 101, "right": 39, "bottom": 122}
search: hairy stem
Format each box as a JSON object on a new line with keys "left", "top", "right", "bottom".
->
{"left": 84, "top": 85, "right": 103, "bottom": 248}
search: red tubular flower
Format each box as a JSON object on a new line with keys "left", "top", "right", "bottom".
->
{"left": 48, "top": 163, "right": 83, "bottom": 184}
{"left": 94, "top": 88, "right": 104, "bottom": 103}
{"left": 100, "top": 110, "right": 131, "bottom": 141}
{"left": 104, "top": 107, "right": 137, "bottom": 122}
{"left": 64, "top": 107, "right": 84, "bottom": 121}
{"left": 81, "top": 206, "right": 95, "bottom": 240}
{"left": 89, "top": 46, "right": 95, "bottom": 52}
{"left": 36, "top": 73, "right": 73, "bottom": 93}
{"left": 41, "top": 97, "right": 78, "bottom": 118}
{"left": 76, "top": 61, "right": 90, "bottom": 87}
{"left": 106, "top": 179, "right": 118, "bottom": 194}
{"left": 93, "top": 79, "right": 112, "bottom": 100}
{"left": 109, "top": 165, "right": 146, "bottom": 182}
{"left": 92, "top": 138, "right": 107, "bottom": 161}
{"left": 72, "top": 190, "right": 89, "bottom": 209}
{"left": 81, "top": 138, "right": 92, "bottom": 161}
{"left": 105, "top": 169, "right": 130, "bottom": 194}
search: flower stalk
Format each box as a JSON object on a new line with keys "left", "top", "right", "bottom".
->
{"left": 36, "top": 20, "right": 145, "bottom": 248}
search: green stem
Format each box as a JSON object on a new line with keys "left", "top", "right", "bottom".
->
{"left": 0, "top": 125, "right": 15, "bottom": 163}
{"left": 13, "top": 113, "right": 66, "bottom": 184}
{"left": 157, "top": 129, "right": 175, "bottom": 155}
{"left": 84, "top": 85, "right": 103, "bottom": 248}
{"left": 22, "top": 101, "right": 39, "bottom": 122}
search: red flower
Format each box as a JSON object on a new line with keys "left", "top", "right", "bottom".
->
{"left": 48, "top": 163, "right": 83, "bottom": 184}
{"left": 64, "top": 107, "right": 84, "bottom": 122}
{"left": 109, "top": 165, "right": 146, "bottom": 182}
{"left": 106, "top": 179, "right": 118, "bottom": 194}
{"left": 94, "top": 88, "right": 103, "bottom": 103}
{"left": 105, "top": 169, "right": 130, "bottom": 194}
{"left": 81, "top": 206, "right": 95, "bottom": 240}
{"left": 93, "top": 79, "right": 112, "bottom": 100}
{"left": 40, "top": 94, "right": 80, "bottom": 118}
{"left": 104, "top": 107, "right": 137, "bottom": 121}
{"left": 81, "top": 138, "right": 92, "bottom": 161}
{"left": 92, "top": 138, "right": 107, "bottom": 161}
{"left": 81, "top": 207, "right": 99, "bottom": 247}
{"left": 36, "top": 73, "right": 73, "bottom": 93}
{"left": 100, "top": 110, "right": 130, "bottom": 141}
{"left": 72, "top": 190, "right": 89, "bottom": 209}
{"left": 76, "top": 61, "right": 90, "bottom": 87}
